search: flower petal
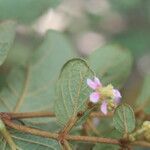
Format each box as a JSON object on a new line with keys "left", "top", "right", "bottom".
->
{"left": 90, "top": 92, "right": 100, "bottom": 103}
{"left": 100, "top": 101, "right": 108, "bottom": 115}
{"left": 94, "top": 77, "right": 102, "bottom": 87}
{"left": 87, "top": 78, "right": 98, "bottom": 90}
{"left": 113, "top": 89, "right": 122, "bottom": 104}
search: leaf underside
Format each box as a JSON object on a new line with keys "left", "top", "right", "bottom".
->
{"left": 55, "top": 58, "right": 94, "bottom": 126}
{"left": 0, "top": 30, "right": 74, "bottom": 114}
{"left": 0, "top": 129, "right": 61, "bottom": 150}
{"left": 113, "top": 104, "right": 135, "bottom": 134}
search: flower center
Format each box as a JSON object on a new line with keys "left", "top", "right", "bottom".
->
{"left": 99, "top": 84, "right": 114, "bottom": 100}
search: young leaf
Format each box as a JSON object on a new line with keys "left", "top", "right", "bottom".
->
{"left": 55, "top": 58, "right": 94, "bottom": 126}
{"left": 0, "top": 129, "right": 61, "bottom": 150}
{"left": 88, "top": 45, "right": 133, "bottom": 88}
{"left": 0, "top": 0, "right": 61, "bottom": 23}
{"left": 0, "top": 21, "right": 16, "bottom": 66}
{"left": 0, "top": 30, "right": 74, "bottom": 113}
{"left": 136, "top": 74, "right": 150, "bottom": 113}
{"left": 113, "top": 104, "right": 135, "bottom": 134}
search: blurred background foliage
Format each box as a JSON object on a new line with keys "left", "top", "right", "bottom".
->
{"left": 0, "top": 0, "right": 149, "bottom": 106}
{"left": 0, "top": 0, "right": 149, "bottom": 149}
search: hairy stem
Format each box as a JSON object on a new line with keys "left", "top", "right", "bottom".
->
{"left": 7, "top": 112, "right": 55, "bottom": 119}
{"left": 132, "top": 141, "right": 150, "bottom": 147}
{"left": 62, "top": 140, "right": 72, "bottom": 150}
{"left": 0, "top": 119, "right": 19, "bottom": 150}
{"left": 3, "top": 119, "right": 58, "bottom": 140}
{"left": 61, "top": 117, "right": 78, "bottom": 134}
{"left": 2, "top": 111, "right": 112, "bottom": 120}
{"left": 3, "top": 119, "right": 150, "bottom": 148}
{"left": 67, "top": 135, "right": 119, "bottom": 145}
{"left": 2, "top": 129, "right": 19, "bottom": 150}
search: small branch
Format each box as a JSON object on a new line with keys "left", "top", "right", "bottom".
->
{"left": 66, "top": 135, "right": 120, "bottom": 145}
{"left": 2, "top": 129, "right": 19, "bottom": 150}
{"left": 61, "top": 140, "right": 72, "bottom": 150}
{"left": 7, "top": 110, "right": 149, "bottom": 121}
{"left": 3, "top": 119, "right": 58, "bottom": 140}
{"left": 1, "top": 111, "right": 112, "bottom": 120}
{"left": 0, "top": 119, "right": 19, "bottom": 150}
{"left": 7, "top": 112, "right": 55, "bottom": 119}
{"left": 132, "top": 141, "right": 150, "bottom": 147}
{"left": 2, "top": 119, "right": 150, "bottom": 148}
{"left": 3, "top": 119, "right": 120, "bottom": 146}
{"left": 61, "top": 117, "right": 78, "bottom": 134}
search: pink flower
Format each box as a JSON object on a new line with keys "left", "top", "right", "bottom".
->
{"left": 100, "top": 101, "right": 108, "bottom": 115}
{"left": 87, "top": 77, "right": 102, "bottom": 103}
{"left": 87, "top": 77, "right": 102, "bottom": 90}
{"left": 113, "top": 89, "right": 122, "bottom": 104}
{"left": 89, "top": 92, "right": 100, "bottom": 103}
{"left": 87, "top": 77, "right": 122, "bottom": 115}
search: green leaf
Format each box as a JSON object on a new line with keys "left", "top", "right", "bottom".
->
{"left": 114, "top": 30, "right": 150, "bottom": 59}
{"left": 55, "top": 58, "right": 94, "bottom": 126}
{"left": 113, "top": 104, "right": 135, "bottom": 134}
{"left": 0, "top": 129, "right": 61, "bottom": 150}
{"left": 6, "top": 40, "right": 32, "bottom": 66}
{"left": 0, "top": 21, "right": 16, "bottom": 66}
{"left": 136, "top": 74, "right": 150, "bottom": 113}
{"left": 0, "top": 0, "right": 61, "bottom": 23}
{"left": 96, "top": 117, "right": 122, "bottom": 138}
{"left": 93, "top": 143, "right": 119, "bottom": 150}
{"left": 88, "top": 45, "right": 133, "bottom": 88}
{"left": 0, "top": 30, "right": 74, "bottom": 113}
{"left": 109, "top": 0, "right": 141, "bottom": 12}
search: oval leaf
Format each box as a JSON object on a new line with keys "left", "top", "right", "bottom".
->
{"left": 55, "top": 58, "right": 94, "bottom": 126}
{"left": 0, "top": 30, "right": 74, "bottom": 113}
{"left": 113, "top": 104, "right": 135, "bottom": 133}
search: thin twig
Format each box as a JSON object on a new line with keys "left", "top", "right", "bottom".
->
{"left": 7, "top": 112, "right": 55, "bottom": 119}
{"left": 67, "top": 135, "right": 120, "bottom": 145}
{"left": 132, "top": 141, "right": 150, "bottom": 147}
{"left": 3, "top": 119, "right": 150, "bottom": 148}
{"left": 62, "top": 140, "right": 72, "bottom": 150}
{"left": 2, "top": 119, "right": 119, "bottom": 145}
{"left": 2, "top": 111, "right": 112, "bottom": 120}
{"left": 3, "top": 119, "right": 58, "bottom": 140}
{"left": 61, "top": 117, "right": 78, "bottom": 134}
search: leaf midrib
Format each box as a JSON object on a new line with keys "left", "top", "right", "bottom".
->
{"left": 13, "top": 66, "right": 30, "bottom": 112}
{"left": 12, "top": 135, "right": 57, "bottom": 149}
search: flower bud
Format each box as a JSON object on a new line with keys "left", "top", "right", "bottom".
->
{"left": 142, "top": 121, "right": 150, "bottom": 130}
